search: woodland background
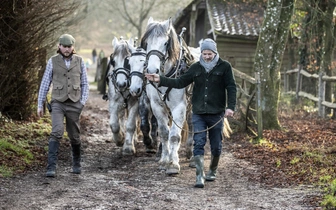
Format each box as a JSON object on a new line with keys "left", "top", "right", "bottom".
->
{"left": 1, "top": 0, "right": 336, "bottom": 208}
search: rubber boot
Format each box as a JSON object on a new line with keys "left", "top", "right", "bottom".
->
{"left": 71, "top": 144, "right": 81, "bottom": 174}
{"left": 205, "top": 155, "right": 220, "bottom": 181}
{"left": 194, "top": 155, "right": 205, "bottom": 188}
{"left": 46, "top": 139, "right": 60, "bottom": 177}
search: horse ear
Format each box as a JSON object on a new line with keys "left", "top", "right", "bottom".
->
{"left": 127, "top": 38, "right": 135, "bottom": 52}
{"left": 148, "top": 17, "right": 154, "bottom": 25}
{"left": 163, "top": 17, "right": 172, "bottom": 33}
{"left": 112, "top": 37, "right": 119, "bottom": 48}
{"left": 128, "top": 38, "right": 133, "bottom": 45}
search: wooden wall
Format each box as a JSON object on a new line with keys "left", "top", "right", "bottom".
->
{"left": 216, "top": 35, "right": 297, "bottom": 79}
{"left": 216, "top": 36, "right": 257, "bottom": 76}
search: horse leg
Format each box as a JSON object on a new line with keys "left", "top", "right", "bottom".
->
{"left": 151, "top": 105, "right": 170, "bottom": 171}
{"left": 109, "top": 107, "right": 124, "bottom": 147}
{"left": 122, "top": 99, "right": 138, "bottom": 156}
{"left": 150, "top": 115, "right": 160, "bottom": 158}
{"left": 186, "top": 110, "right": 195, "bottom": 168}
{"left": 157, "top": 122, "right": 170, "bottom": 170}
{"left": 165, "top": 104, "right": 186, "bottom": 175}
{"left": 139, "top": 92, "right": 157, "bottom": 153}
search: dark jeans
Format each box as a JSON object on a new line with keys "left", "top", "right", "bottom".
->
{"left": 192, "top": 112, "right": 224, "bottom": 157}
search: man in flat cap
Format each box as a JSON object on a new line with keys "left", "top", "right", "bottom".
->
{"left": 37, "top": 34, "right": 89, "bottom": 177}
{"left": 145, "top": 38, "right": 237, "bottom": 188}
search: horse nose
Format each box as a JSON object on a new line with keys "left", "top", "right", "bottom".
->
{"left": 130, "top": 87, "right": 142, "bottom": 97}
{"left": 136, "top": 87, "right": 142, "bottom": 95}
{"left": 150, "top": 68, "right": 160, "bottom": 74}
{"left": 117, "top": 81, "right": 127, "bottom": 89}
{"left": 145, "top": 67, "right": 159, "bottom": 74}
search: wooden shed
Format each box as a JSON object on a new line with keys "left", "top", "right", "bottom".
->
{"left": 173, "top": 0, "right": 294, "bottom": 77}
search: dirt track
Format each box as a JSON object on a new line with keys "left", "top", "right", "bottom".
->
{"left": 0, "top": 68, "right": 322, "bottom": 210}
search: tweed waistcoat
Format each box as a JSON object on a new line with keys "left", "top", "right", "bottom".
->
{"left": 51, "top": 54, "right": 82, "bottom": 102}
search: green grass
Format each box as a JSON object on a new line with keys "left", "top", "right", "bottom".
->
{"left": 0, "top": 138, "right": 34, "bottom": 162}
{"left": 0, "top": 165, "right": 13, "bottom": 178}
{"left": 0, "top": 116, "right": 51, "bottom": 177}
{"left": 321, "top": 179, "right": 336, "bottom": 208}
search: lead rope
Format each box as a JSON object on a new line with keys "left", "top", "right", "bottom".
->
{"left": 169, "top": 111, "right": 226, "bottom": 134}
{"left": 150, "top": 83, "right": 226, "bottom": 134}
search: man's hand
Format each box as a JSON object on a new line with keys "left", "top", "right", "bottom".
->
{"left": 37, "top": 108, "right": 44, "bottom": 118}
{"left": 145, "top": 73, "right": 160, "bottom": 83}
{"left": 224, "top": 109, "right": 234, "bottom": 118}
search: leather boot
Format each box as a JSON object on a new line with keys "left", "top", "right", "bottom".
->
{"left": 194, "top": 155, "right": 205, "bottom": 188}
{"left": 71, "top": 144, "right": 81, "bottom": 174}
{"left": 46, "top": 139, "right": 60, "bottom": 177}
{"left": 205, "top": 155, "right": 220, "bottom": 181}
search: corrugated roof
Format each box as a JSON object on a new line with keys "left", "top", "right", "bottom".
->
{"left": 207, "top": 0, "right": 264, "bottom": 38}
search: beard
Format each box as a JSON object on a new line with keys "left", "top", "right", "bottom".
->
{"left": 59, "top": 50, "right": 73, "bottom": 59}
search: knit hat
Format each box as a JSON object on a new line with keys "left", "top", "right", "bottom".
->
{"left": 59, "top": 34, "right": 75, "bottom": 46}
{"left": 200, "top": 38, "right": 217, "bottom": 54}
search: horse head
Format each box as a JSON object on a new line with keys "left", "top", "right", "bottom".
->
{"left": 128, "top": 45, "right": 147, "bottom": 97}
{"left": 109, "top": 37, "right": 132, "bottom": 92}
{"left": 140, "top": 17, "right": 180, "bottom": 75}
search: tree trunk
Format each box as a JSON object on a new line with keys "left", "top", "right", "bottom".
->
{"left": 321, "top": 0, "right": 336, "bottom": 117}
{"left": 253, "top": 0, "right": 295, "bottom": 129}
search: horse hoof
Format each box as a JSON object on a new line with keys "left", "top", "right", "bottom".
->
{"left": 166, "top": 162, "right": 180, "bottom": 175}
{"left": 158, "top": 165, "right": 166, "bottom": 171}
{"left": 166, "top": 168, "right": 180, "bottom": 175}
{"left": 122, "top": 148, "right": 135, "bottom": 156}
{"left": 122, "top": 151, "right": 134, "bottom": 156}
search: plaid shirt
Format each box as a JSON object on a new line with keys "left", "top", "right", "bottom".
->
{"left": 37, "top": 55, "right": 89, "bottom": 109}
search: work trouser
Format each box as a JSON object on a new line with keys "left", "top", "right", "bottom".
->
{"left": 50, "top": 99, "right": 84, "bottom": 145}
{"left": 192, "top": 112, "right": 224, "bottom": 157}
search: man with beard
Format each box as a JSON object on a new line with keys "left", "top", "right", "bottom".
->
{"left": 37, "top": 34, "right": 89, "bottom": 177}
{"left": 145, "top": 38, "right": 237, "bottom": 188}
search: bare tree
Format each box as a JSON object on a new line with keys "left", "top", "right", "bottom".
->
{"left": 319, "top": 0, "right": 336, "bottom": 117}
{"left": 0, "top": 0, "right": 87, "bottom": 120}
{"left": 102, "top": 0, "right": 190, "bottom": 40}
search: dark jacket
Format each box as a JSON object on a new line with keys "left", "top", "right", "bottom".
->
{"left": 159, "top": 58, "right": 237, "bottom": 114}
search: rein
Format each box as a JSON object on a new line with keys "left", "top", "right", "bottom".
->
{"left": 129, "top": 49, "right": 147, "bottom": 95}
{"left": 107, "top": 54, "right": 131, "bottom": 92}
{"left": 146, "top": 28, "right": 190, "bottom": 102}
{"left": 145, "top": 50, "right": 168, "bottom": 74}
{"left": 156, "top": 95, "right": 226, "bottom": 134}
{"left": 104, "top": 54, "right": 132, "bottom": 106}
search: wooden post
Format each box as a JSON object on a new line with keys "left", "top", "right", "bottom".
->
{"left": 189, "top": 3, "right": 198, "bottom": 47}
{"left": 318, "top": 72, "right": 326, "bottom": 117}
{"left": 255, "top": 72, "right": 263, "bottom": 138}
{"left": 295, "top": 65, "right": 302, "bottom": 101}
{"left": 97, "top": 57, "right": 108, "bottom": 94}
{"left": 283, "top": 71, "right": 288, "bottom": 92}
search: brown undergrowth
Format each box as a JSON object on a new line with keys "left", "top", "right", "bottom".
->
{"left": 1, "top": 102, "right": 335, "bottom": 207}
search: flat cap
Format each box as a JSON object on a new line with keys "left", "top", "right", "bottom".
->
{"left": 59, "top": 34, "right": 75, "bottom": 46}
